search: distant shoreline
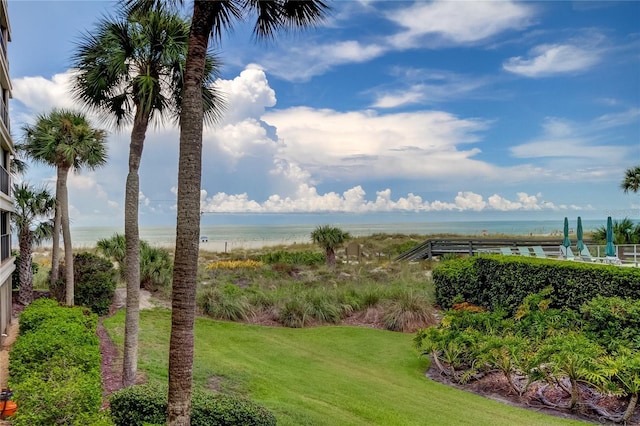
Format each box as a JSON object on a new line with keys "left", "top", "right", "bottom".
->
{"left": 24, "top": 219, "right": 614, "bottom": 252}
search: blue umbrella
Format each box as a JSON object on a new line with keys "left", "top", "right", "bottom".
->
{"left": 562, "top": 217, "right": 571, "bottom": 248}
{"left": 605, "top": 216, "right": 616, "bottom": 257}
{"left": 576, "top": 217, "right": 585, "bottom": 252}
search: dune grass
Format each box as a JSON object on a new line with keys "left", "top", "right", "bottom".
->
{"left": 103, "top": 309, "right": 586, "bottom": 425}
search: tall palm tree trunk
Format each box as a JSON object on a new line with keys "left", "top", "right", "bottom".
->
{"left": 50, "top": 169, "right": 64, "bottom": 287}
{"left": 17, "top": 230, "right": 33, "bottom": 305}
{"left": 167, "top": 3, "right": 215, "bottom": 424}
{"left": 59, "top": 166, "right": 74, "bottom": 306}
{"left": 123, "top": 112, "right": 150, "bottom": 387}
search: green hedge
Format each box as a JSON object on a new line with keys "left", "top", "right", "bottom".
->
{"left": 9, "top": 298, "right": 105, "bottom": 426}
{"left": 109, "top": 383, "right": 276, "bottom": 426}
{"left": 52, "top": 252, "right": 117, "bottom": 315}
{"left": 433, "top": 255, "right": 640, "bottom": 312}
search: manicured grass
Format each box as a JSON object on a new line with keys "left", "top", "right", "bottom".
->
{"left": 103, "top": 309, "right": 586, "bottom": 425}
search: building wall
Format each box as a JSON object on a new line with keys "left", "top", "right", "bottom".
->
{"left": 0, "top": 0, "right": 14, "bottom": 344}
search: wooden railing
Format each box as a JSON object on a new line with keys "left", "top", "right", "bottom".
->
{"left": 395, "top": 238, "right": 567, "bottom": 261}
{"left": 396, "top": 238, "right": 638, "bottom": 267}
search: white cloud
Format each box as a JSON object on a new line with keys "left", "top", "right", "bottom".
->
{"left": 510, "top": 114, "right": 633, "bottom": 164}
{"left": 213, "top": 64, "right": 276, "bottom": 124}
{"left": 503, "top": 43, "right": 601, "bottom": 77}
{"left": 259, "top": 40, "right": 386, "bottom": 82}
{"left": 200, "top": 186, "right": 557, "bottom": 214}
{"left": 11, "top": 72, "right": 76, "bottom": 114}
{"left": 371, "top": 70, "right": 492, "bottom": 108}
{"left": 12, "top": 65, "right": 609, "bottom": 224}
{"left": 387, "top": 0, "right": 535, "bottom": 48}
{"left": 263, "top": 107, "right": 494, "bottom": 182}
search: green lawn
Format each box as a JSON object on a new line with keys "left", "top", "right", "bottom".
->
{"left": 103, "top": 309, "right": 586, "bottom": 426}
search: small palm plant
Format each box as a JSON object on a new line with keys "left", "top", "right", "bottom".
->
{"left": 310, "top": 225, "right": 350, "bottom": 268}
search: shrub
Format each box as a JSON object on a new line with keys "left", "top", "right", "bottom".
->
{"left": 10, "top": 321, "right": 100, "bottom": 383}
{"left": 51, "top": 252, "right": 117, "bottom": 315}
{"left": 278, "top": 298, "right": 308, "bottom": 328}
{"left": 257, "top": 250, "right": 324, "bottom": 266}
{"left": 206, "top": 260, "right": 264, "bottom": 270}
{"left": 304, "top": 291, "right": 342, "bottom": 323}
{"left": 434, "top": 255, "right": 640, "bottom": 313}
{"left": 18, "top": 297, "right": 95, "bottom": 334}
{"left": 9, "top": 300, "right": 103, "bottom": 425}
{"left": 198, "top": 285, "right": 253, "bottom": 321}
{"left": 383, "top": 289, "right": 436, "bottom": 332}
{"left": 581, "top": 296, "right": 640, "bottom": 351}
{"left": 140, "top": 245, "right": 173, "bottom": 292}
{"left": 11, "top": 366, "right": 103, "bottom": 426}
{"left": 109, "top": 383, "right": 276, "bottom": 426}
{"left": 109, "top": 383, "right": 167, "bottom": 426}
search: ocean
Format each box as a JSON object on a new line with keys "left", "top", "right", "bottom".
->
{"left": 59, "top": 219, "right": 610, "bottom": 252}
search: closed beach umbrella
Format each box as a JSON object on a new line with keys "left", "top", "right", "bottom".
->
{"left": 562, "top": 217, "right": 571, "bottom": 248}
{"left": 576, "top": 217, "right": 585, "bottom": 252}
{"left": 605, "top": 216, "right": 616, "bottom": 257}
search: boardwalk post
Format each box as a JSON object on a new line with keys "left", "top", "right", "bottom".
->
{"left": 427, "top": 241, "right": 432, "bottom": 260}
{"left": 468, "top": 240, "right": 473, "bottom": 256}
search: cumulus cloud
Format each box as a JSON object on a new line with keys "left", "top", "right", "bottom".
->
{"left": 387, "top": 0, "right": 535, "bottom": 48}
{"left": 503, "top": 43, "right": 601, "bottom": 77}
{"left": 199, "top": 186, "right": 557, "bottom": 213}
{"left": 263, "top": 107, "right": 495, "bottom": 182}
{"left": 12, "top": 64, "right": 607, "bottom": 225}
{"left": 12, "top": 72, "right": 76, "bottom": 114}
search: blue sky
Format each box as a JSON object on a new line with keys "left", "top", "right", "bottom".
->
{"left": 7, "top": 1, "right": 640, "bottom": 226}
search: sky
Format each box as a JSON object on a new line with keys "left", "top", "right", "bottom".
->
{"left": 6, "top": 0, "right": 640, "bottom": 227}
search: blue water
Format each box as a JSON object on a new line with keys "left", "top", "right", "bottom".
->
{"left": 61, "top": 219, "right": 610, "bottom": 250}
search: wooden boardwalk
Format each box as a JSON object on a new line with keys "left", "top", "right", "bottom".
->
{"left": 395, "top": 237, "right": 577, "bottom": 261}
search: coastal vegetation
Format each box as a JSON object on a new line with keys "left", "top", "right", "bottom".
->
{"left": 8, "top": 231, "right": 637, "bottom": 424}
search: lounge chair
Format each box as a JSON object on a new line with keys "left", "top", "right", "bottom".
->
{"left": 532, "top": 246, "right": 547, "bottom": 258}
{"left": 518, "top": 247, "right": 532, "bottom": 256}
{"left": 560, "top": 245, "right": 575, "bottom": 260}
{"left": 579, "top": 246, "right": 598, "bottom": 262}
{"left": 500, "top": 247, "right": 514, "bottom": 256}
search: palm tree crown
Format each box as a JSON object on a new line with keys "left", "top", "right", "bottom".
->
{"left": 20, "top": 109, "right": 108, "bottom": 171}
{"left": 72, "top": 6, "right": 223, "bottom": 128}
{"left": 621, "top": 166, "right": 640, "bottom": 194}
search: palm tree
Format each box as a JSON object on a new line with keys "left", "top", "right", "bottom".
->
{"left": 592, "top": 217, "right": 640, "bottom": 245}
{"left": 97, "top": 233, "right": 173, "bottom": 292}
{"left": 311, "top": 225, "right": 350, "bottom": 267}
{"left": 621, "top": 166, "right": 640, "bottom": 194}
{"left": 124, "top": 1, "right": 329, "bottom": 423}
{"left": 71, "top": 6, "right": 222, "bottom": 387}
{"left": 97, "top": 233, "right": 127, "bottom": 280}
{"left": 20, "top": 109, "right": 108, "bottom": 306}
{"left": 12, "top": 182, "right": 56, "bottom": 306}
